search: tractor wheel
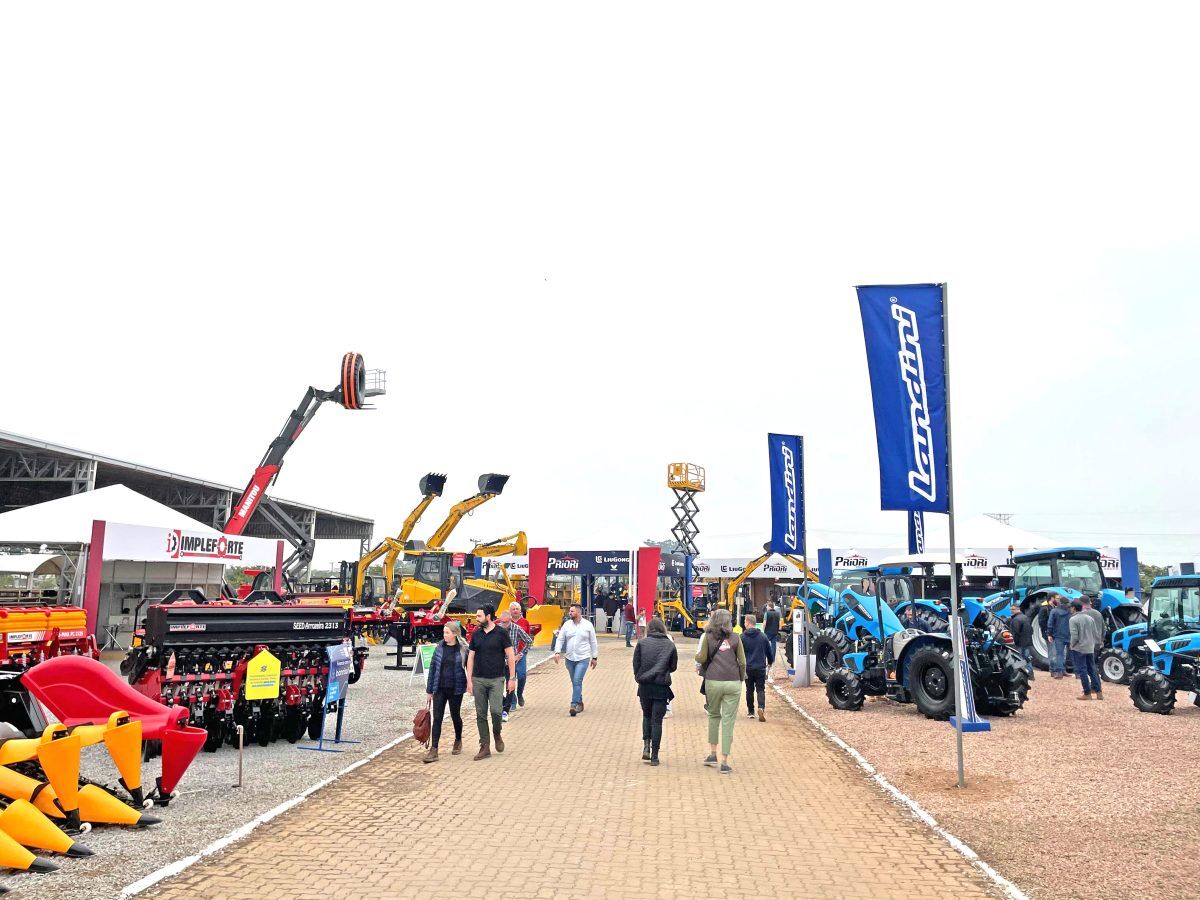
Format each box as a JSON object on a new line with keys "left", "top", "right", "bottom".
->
{"left": 907, "top": 646, "right": 956, "bottom": 721}
{"left": 1129, "top": 667, "right": 1176, "bottom": 714}
{"left": 825, "top": 669, "right": 865, "bottom": 711}
{"left": 975, "top": 650, "right": 1029, "bottom": 717}
{"left": 1030, "top": 606, "right": 1051, "bottom": 670}
{"left": 1099, "top": 648, "right": 1135, "bottom": 685}
{"left": 811, "top": 627, "right": 850, "bottom": 684}
{"left": 917, "top": 612, "right": 949, "bottom": 633}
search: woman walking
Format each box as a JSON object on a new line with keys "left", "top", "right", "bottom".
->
{"left": 632, "top": 616, "right": 677, "bottom": 766}
{"left": 695, "top": 608, "right": 745, "bottom": 774}
{"left": 423, "top": 621, "right": 469, "bottom": 763}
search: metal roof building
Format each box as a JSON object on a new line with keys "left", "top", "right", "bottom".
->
{"left": 0, "top": 429, "right": 373, "bottom": 547}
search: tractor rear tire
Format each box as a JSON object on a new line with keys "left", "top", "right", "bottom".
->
{"left": 907, "top": 646, "right": 956, "bottom": 721}
{"left": 975, "top": 650, "right": 1029, "bottom": 717}
{"left": 1129, "top": 667, "right": 1176, "bottom": 714}
{"left": 825, "top": 669, "right": 865, "bottom": 711}
{"left": 917, "top": 612, "right": 949, "bottom": 634}
{"left": 811, "top": 627, "right": 850, "bottom": 684}
{"left": 1099, "top": 648, "right": 1135, "bottom": 685}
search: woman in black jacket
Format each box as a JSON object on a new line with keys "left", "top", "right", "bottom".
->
{"left": 423, "top": 622, "right": 468, "bottom": 763}
{"left": 631, "top": 617, "right": 678, "bottom": 766}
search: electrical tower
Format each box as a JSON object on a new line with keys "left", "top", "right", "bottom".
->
{"left": 667, "top": 463, "right": 705, "bottom": 555}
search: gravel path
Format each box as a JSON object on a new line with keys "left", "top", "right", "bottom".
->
{"left": 773, "top": 667, "right": 1200, "bottom": 900}
{"left": 2, "top": 645, "right": 551, "bottom": 899}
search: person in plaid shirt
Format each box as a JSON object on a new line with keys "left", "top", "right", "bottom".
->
{"left": 501, "top": 604, "right": 534, "bottom": 721}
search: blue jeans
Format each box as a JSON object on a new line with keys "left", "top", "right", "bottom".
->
{"left": 1050, "top": 638, "right": 1068, "bottom": 674}
{"left": 624, "top": 622, "right": 634, "bottom": 646}
{"left": 565, "top": 657, "right": 589, "bottom": 705}
{"left": 1072, "top": 650, "right": 1102, "bottom": 695}
{"left": 504, "top": 655, "right": 528, "bottom": 713}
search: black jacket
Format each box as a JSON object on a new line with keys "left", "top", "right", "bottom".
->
{"left": 632, "top": 633, "right": 678, "bottom": 687}
{"left": 1009, "top": 611, "right": 1033, "bottom": 649}
{"left": 741, "top": 627, "right": 775, "bottom": 671}
{"left": 763, "top": 608, "right": 782, "bottom": 638}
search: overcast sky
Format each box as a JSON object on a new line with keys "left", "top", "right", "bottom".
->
{"left": 3, "top": 4, "right": 1197, "bottom": 567}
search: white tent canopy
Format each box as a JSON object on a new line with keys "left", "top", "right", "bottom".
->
{"left": 916, "top": 515, "right": 1058, "bottom": 551}
{"left": 0, "top": 553, "right": 67, "bottom": 576}
{"left": 0, "top": 484, "right": 218, "bottom": 545}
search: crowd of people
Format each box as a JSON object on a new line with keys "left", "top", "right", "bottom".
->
{"left": 419, "top": 595, "right": 788, "bottom": 772}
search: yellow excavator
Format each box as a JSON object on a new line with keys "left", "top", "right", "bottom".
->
{"left": 724, "top": 548, "right": 817, "bottom": 625}
{"left": 395, "top": 530, "right": 528, "bottom": 618}
{"left": 350, "top": 472, "right": 447, "bottom": 605}
{"left": 418, "top": 473, "right": 509, "bottom": 552}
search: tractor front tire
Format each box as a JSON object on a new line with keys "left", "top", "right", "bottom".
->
{"left": 907, "top": 646, "right": 956, "bottom": 721}
{"left": 975, "top": 650, "right": 1029, "bottom": 717}
{"left": 825, "top": 669, "right": 865, "bottom": 711}
{"left": 811, "top": 627, "right": 850, "bottom": 684}
{"left": 1099, "top": 648, "right": 1135, "bottom": 685}
{"left": 1129, "top": 667, "right": 1176, "bottom": 714}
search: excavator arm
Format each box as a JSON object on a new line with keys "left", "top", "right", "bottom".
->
{"left": 423, "top": 474, "right": 509, "bottom": 551}
{"left": 377, "top": 473, "right": 447, "bottom": 599}
{"left": 724, "top": 549, "right": 816, "bottom": 610}
{"left": 473, "top": 532, "right": 528, "bottom": 558}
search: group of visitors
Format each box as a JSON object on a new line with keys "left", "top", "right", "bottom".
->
{"left": 1009, "top": 594, "right": 1106, "bottom": 699}
{"left": 422, "top": 600, "right": 534, "bottom": 763}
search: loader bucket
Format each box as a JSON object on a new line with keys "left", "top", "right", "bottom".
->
{"left": 477, "top": 473, "right": 509, "bottom": 496}
{"left": 0, "top": 799, "right": 91, "bottom": 857}
{"left": 158, "top": 725, "right": 207, "bottom": 800}
{"left": 419, "top": 473, "right": 447, "bottom": 497}
{"left": 0, "top": 827, "right": 54, "bottom": 873}
{"left": 102, "top": 713, "right": 144, "bottom": 807}
{"left": 35, "top": 728, "right": 81, "bottom": 827}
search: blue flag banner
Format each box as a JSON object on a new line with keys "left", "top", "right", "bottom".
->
{"left": 907, "top": 511, "right": 925, "bottom": 555}
{"left": 856, "top": 284, "right": 949, "bottom": 513}
{"left": 767, "top": 433, "right": 804, "bottom": 555}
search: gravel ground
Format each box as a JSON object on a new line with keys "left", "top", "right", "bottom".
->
{"left": 3, "top": 645, "right": 552, "bottom": 899}
{"left": 773, "top": 667, "right": 1200, "bottom": 900}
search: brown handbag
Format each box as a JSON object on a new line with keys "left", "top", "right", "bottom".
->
{"left": 413, "top": 699, "right": 431, "bottom": 745}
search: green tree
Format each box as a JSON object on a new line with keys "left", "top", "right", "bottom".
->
{"left": 1139, "top": 561, "right": 1168, "bottom": 595}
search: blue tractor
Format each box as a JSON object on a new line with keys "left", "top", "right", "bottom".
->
{"left": 985, "top": 548, "right": 1145, "bottom": 673}
{"left": 1103, "top": 576, "right": 1198, "bottom": 684}
{"left": 1127, "top": 577, "right": 1200, "bottom": 713}
{"left": 808, "top": 566, "right": 949, "bottom": 683}
{"left": 824, "top": 590, "right": 1029, "bottom": 719}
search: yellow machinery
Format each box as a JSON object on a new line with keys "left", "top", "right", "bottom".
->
{"left": 396, "top": 531, "right": 527, "bottom": 620}
{"left": 723, "top": 548, "right": 817, "bottom": 622}
{"left": 421, "top": 474, "right": 509, "bottom": 551}
{"left": 352, "top": 472, "right": 446, "bottom": 604}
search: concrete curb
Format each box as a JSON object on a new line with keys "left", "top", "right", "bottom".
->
{"left": 769, "top": 681, "right": 1029, "bottom": 900}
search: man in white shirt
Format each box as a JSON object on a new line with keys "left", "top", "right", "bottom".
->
{"left": 554, "top": 603, "right": 599, "bottom": 716}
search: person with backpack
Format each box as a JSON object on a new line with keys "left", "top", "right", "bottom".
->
{"left": 694, "top": 608, "right": 746, "bottom": 774}
{"left": 740, "top": 614, "right": 774, "bottom": 721}
{"left": 422, "top": 621, "right": 468, "bottom": 763}
{"left": 631, "top": 616, "right": 677, "bottom": 766}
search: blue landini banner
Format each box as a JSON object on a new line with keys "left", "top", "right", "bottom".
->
{"left": 767, "top": 433, "right": 804, "bottom": 555}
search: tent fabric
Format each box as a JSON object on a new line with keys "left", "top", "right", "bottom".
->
{"left": 0, "top": 553, "right": 67, "bottom": 576}
{"left": 916, "top": 515, "right": 1056, "bottom": 551}
{"left": 0, "top": 485, "right": 217, "bottom": 545}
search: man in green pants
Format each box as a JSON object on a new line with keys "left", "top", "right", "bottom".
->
{"left": 466, "top": 604, "right": 516, "bottom": 760}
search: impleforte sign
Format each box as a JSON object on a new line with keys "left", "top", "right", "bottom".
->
{"left": 166, "top": 530, "right": 244, "bottom": 561}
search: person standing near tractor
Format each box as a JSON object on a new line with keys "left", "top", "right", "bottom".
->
{"left": 500, "top": 605, "right": 534, "bottom": 721}
{"left": 1045, "top": 596, "right": 1071, "bottom": 678}
{"left": 623, "top": 594, "right": 637, "bottom": 647}
{"left": 762, "top": 599, "right": 782, "bottom": 677}
{"left": 466, "top": 604, "right": 516, "bottom": 760}
{"left": 1068, "top": 599, "right": 1104, "bottom": 700}
{"left": 632, "top": 616, "right": 677, "bottom": 766}
{"left": 695, "top": 608, "right": 746, "bottom": 775}
{"left": 740, "top": 614, "right": 773, "bottom": 722}
{"left": 1081, "top": 596, "right": 1106, "bottom": 673}
{"left": 423, "top": 622, "right": 469, "bottom": 763}
{"left": 554, "top": 603, "right": 599, "bottom": 716}
{"left": 1008, "top": 604, "right": 1035, "bottom": 680}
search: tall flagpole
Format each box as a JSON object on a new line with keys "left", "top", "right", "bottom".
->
{"left": 943, "top": 281, "right": 965, "bottom": 789}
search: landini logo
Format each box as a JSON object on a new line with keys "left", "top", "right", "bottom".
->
{"left": 891, "top": 298, "right": 936, "bottom": 504}
{"left": 780, "top": 441, "right": 798, "bottom": 551}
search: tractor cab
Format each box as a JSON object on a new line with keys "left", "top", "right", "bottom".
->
{"left": 1128, "top": 577, "right": 1200, "bottom": 714}
{"left": 1146, "top": 576, "right": 1200, "bottom": 643}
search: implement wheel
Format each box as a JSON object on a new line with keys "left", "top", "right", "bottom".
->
{"left": 1099, "top": 648, "right": 1135, "bottom": 685}
{"left": 811, "top": 627, "right": 850, "bottom": 684}
{"left": 1129, "top": 667, "right": 1176, "bottom": 714}
{"left": 907, "top": 646, "right": 955, "bottom": 721}
{"left": 825, "top": 668, "right": 865, "bottom": 711}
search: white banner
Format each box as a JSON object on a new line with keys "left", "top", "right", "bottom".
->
{"left": 691, "top": 557, "right": 810, "bottom": 580}
{"left": 103, "top": 521, "right": 281, "bottom": 567}
{"left": 826, "top": 546, "right": 1130, "bottom": 581}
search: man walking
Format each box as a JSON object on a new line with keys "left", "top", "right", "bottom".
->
{"left": 554, "top": 603, "right": 598, "bottom": 716}
{"left": 466, "top": 604, "right": 516, "bottom": 759}
{"left": 1045, "top": 596, "right": 1071, "bottom": 679}
{"left": 1068, "top": 599, "right": 1104, "bottom": 700}
{"left": 763, "top": 600, "right": 782, "bottom": 677}
{"left": 1008, "top": 604, "right": 1035, "bottom": 680}
{"left": 501, "top": 604, "right": 534, "bottom": 720}
{"left": 623, "top": 594, "right": 637, "bottom": 647}
{"left": 740, "top": 614, "right": 773, "bottom": 721}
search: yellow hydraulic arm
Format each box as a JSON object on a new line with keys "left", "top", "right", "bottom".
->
{"left": 355, "top": 473, "right": 447, "bottom": 602}
{"left": 424, "top": 474, "right": 509, "bottom": 551}
{"left": 475, "top": 531, "right": 528, "bottom": 598}
{"left": 724, "top": 549, "right": 817, "bottom": 611}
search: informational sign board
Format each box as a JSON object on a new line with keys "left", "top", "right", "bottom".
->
{"left": 417, "top": 643, "right": 436, "bottom": 673}
{"left": 103, "top": 521, "right": 281, "bottom": 566}
{"left": 452, "top": 553, "right": 466, "bottom": 567}
{"left": 245, "top": 649, "right": 281, "bottom": 700}
{"left": 325, "top": 642, "right": 354, "bottom": 705}
{"left": 691, "top": 585, "right": 704, "bottom": 598}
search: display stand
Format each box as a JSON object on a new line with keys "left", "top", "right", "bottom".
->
{"left": 299, "top": 642, "right": 360, "bottom": 753}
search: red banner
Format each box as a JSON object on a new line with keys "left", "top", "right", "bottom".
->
{"left": 636, "top": 547, "right": 661, "bottom": 625}
{"left": 527, "top": 547, "right": 549, "bottom": 605}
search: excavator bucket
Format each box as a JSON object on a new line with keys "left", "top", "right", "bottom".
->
{"left": 477, "top": 473, "right": 509, "bottom": 496}
{"left": 157, "top": 725, "right": 207, "bottom": 801}
{"left": 35, "top": 728, "right": 81, "bottom": 831}
{"left": 0, "top": 826, "right": 55, "bottom": 873}
{"left": 0, "top": 799, "right": 92, "bottom": 857}
{"left": 101, "top": 713, "right": 144, "bottom": 807}
{"left": 418, "top": 473, "right": 447, "bottom": 497}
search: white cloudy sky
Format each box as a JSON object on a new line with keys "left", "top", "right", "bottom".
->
{"left": 3, "top": 4, "right": 1197, "bottom": 567}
